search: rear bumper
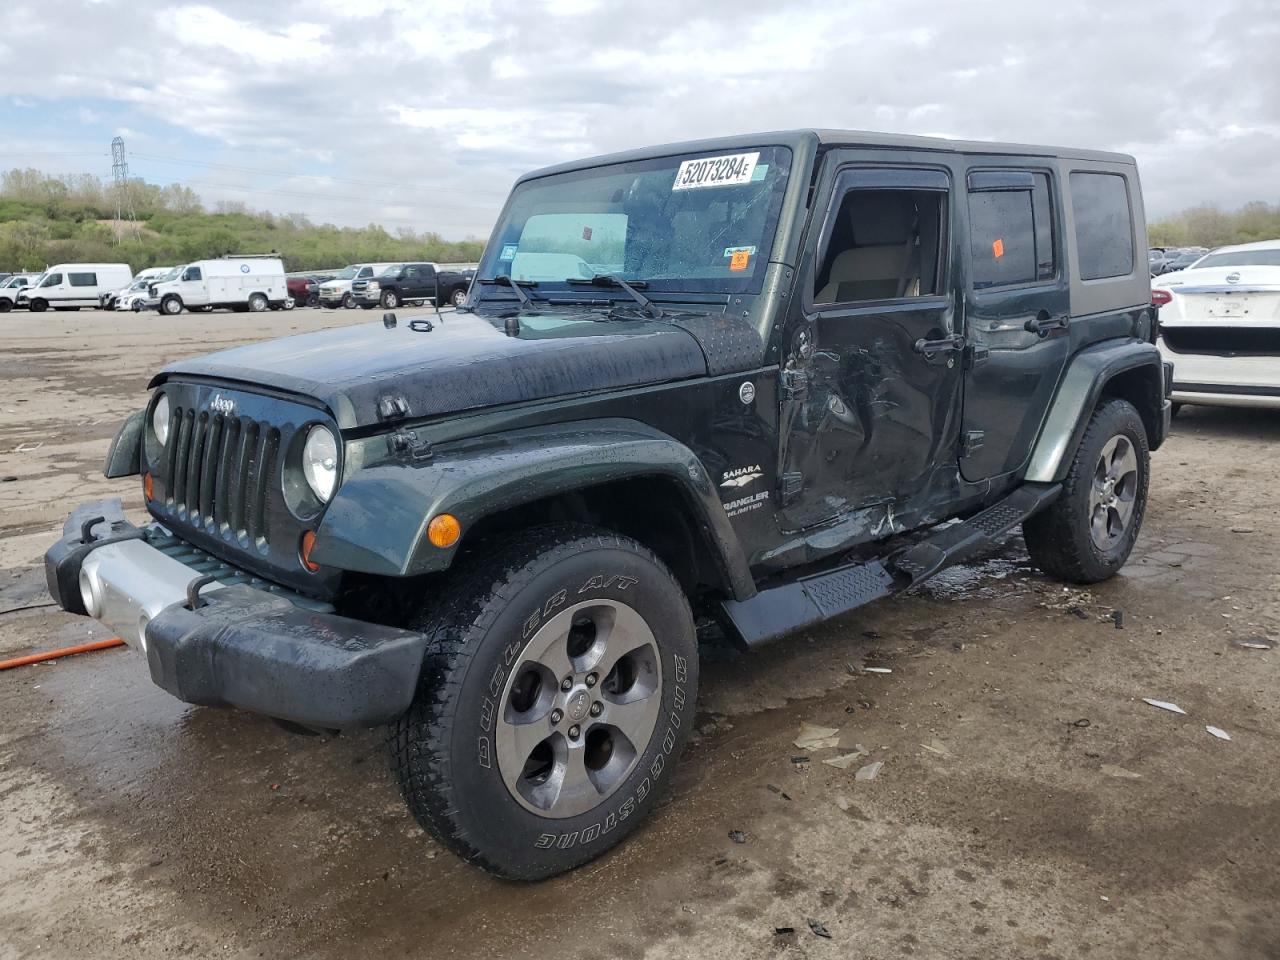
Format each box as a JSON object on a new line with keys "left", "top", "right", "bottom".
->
{"left": 1157, "top": 338, "right": 1280, "bottom": 408}
{"left": 44, "top": 499, "right": 427, "bottom": 728}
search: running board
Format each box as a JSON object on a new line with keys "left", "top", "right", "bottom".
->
{"left": 720, "top": 482, "right": 1061, "bottom": 648}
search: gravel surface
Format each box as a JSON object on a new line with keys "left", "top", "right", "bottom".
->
{"left": 1, "top": 308, "right": 1278, "bottom": 960}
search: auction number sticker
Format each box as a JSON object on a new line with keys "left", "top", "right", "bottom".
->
{"left": 672, "top": 152, "right": 760, "bottom": 191}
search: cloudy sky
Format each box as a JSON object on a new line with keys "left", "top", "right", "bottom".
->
{"left": 0, "top": 0, "right": 1276, "bottom": 239}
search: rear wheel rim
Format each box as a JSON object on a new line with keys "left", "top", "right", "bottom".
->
{"left": 1089, "top": 434, "right": 1139, "bottom": 550}
{"left": 495, "top": 599, "right": 662, "bottom": 819}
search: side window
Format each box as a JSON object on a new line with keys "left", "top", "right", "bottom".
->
{"left": 40, "top": 273, "right": 62, "bottom": 287}
{"left": 183, "top": 266, "right": 202, "bottom": 281}
{"left": 68, "top": 272, "right": 97, "bottom": 287}
{"left": 358, "top": 267, "right": 373, "bottom": 278}
{"left": 968, "top": 172, "right": 1056, "bottom": 289}
{"left": 1069, "top": 172, "right": 1134, "bottom": 280}
{"left": 814, "top": 188, "right": 947, "bottom": 304}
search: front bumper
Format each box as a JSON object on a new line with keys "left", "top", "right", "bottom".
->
{"left": 44, "top": 499, "right": 428, "bottom": 728}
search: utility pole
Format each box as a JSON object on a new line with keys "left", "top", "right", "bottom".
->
{"left": 110, "top": 136, "right": 139, "bottom": 242}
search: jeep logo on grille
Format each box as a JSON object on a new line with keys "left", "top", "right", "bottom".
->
{"left": 210, "top": 394, "right": 235, "bottom": 415}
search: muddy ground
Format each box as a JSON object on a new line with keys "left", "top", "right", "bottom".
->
{"left": 1, "top": 308, "right": 1278, "bottom": 960}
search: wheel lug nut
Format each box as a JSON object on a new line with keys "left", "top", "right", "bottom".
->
{"left": 589, "top": 702, "right": 602, "bottom": 717}
{"left": 585, "top": 673, "right": 598, "bottom": 688}
{"left": 550, "top": 708, "right": 563, "bottom": 725}
{"left": 568, "top": 724, "right": 581, "bottom": 740}
{"left": 561, "top": 676, "right": 573, "bottom": 692}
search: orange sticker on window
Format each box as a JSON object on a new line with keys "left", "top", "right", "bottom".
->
{"left": 729, "top": 250, "right": 751, "bottom": 272}
{"left": 992, "top": 238, "right": 1005, "bottom": 258}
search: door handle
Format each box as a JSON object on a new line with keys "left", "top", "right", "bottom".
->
{"left": 913, "top": 334, "right": 965, "bottom": 365}
{"left": 1024, "top": 312, "right": 1069, "bottom": 337}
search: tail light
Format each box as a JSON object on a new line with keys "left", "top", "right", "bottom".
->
{"left": 1151, "top": 288, "right": 1173, "bottom": 307}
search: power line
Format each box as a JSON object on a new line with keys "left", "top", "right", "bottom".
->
{"left": 130, "top": 151, "right": 423, "bottom": 191}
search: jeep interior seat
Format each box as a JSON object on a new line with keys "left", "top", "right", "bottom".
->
{"left": 816, "top": 193, "right": 921, "bottom": 303}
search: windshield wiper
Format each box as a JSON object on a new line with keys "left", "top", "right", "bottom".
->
{"left": 476, "top": 275, "right": 541, "bottom": 312}
{"left": 566, "top": 274, "right": 664, "bottom": 319}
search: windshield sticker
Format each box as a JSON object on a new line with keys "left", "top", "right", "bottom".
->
{"left": 724, "top": 245, "right": 757, "bottom": 258}
{"left": 729, "top": 250, "right": 751, "bottom": 272}
{"left": 499, "top": 243, "right": 519, "bottom": 261}
{"left": 672, "top": 152, "right": 760, "bottom": 191}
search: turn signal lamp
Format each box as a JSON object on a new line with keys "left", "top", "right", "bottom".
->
{"left": 427, "top": 514, "right": 461, "bottom": 548}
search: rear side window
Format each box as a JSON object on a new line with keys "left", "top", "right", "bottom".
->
{"left": 1070, "top": 172, "right": 1134, "bottom": 280}
{"left": 69, "top": 272, "right": 97, "bottom": 287}
{"left": 968, "top": 173, "right": 1055, "bottom": 289}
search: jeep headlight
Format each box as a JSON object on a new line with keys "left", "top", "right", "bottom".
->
{"left": 152, "top": 393, "right": 170, "bottom": 446}
{"left": 302, "top": 425, "right": 338, "bottom": 503}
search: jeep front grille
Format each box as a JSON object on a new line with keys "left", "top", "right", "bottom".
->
{"left": 162, "top": 406, "right": 281, "bottom": 549}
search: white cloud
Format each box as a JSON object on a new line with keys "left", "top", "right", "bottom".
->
{"left": 0, "top": 0, "right": 1274, "bottom": 236}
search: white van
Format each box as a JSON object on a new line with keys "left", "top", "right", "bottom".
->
{"left": 0, "top": 273, "right": 42, "bottom": 312}
{"left": 151, "top": 256, "right": 287, "bottom": 314}
{"left": 18, "top": 263, "right": 133, "bottom": 312}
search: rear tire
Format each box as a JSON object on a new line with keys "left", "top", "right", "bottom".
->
{"left": 389, "top": 524, "right": 697, "bottom": 880}
{"left": 0, "top": 300, "right": 11, "bottom": 313}
{"left": 451, "top": 288, "right": 467, "bottom": 307}
{"left": 248, "top": 293, "right": 268, "bottom": 312}
{"left": 1024, "top": 398, "right": 1150, "bottom": 584}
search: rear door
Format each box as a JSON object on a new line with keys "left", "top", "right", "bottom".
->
{"left": 959, "top": 164, "right": 1069, "bottom": 480}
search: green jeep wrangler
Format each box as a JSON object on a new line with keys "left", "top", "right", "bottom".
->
{"left": 45, "top": 130, "right": 1171, "bottom": 880}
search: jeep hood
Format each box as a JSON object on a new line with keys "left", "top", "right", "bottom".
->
{"left": 151, "top": 309, "right": 755, "bottom": 430}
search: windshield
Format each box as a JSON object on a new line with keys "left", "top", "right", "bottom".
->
{"left": 1192, "top": 249, "right": 1280, "bottom": 269}
{"left": 334, "top": 266, "right": 359, "bottom": 280}
{"left": 476, "top": 146, "right": 793, "bottom": 296}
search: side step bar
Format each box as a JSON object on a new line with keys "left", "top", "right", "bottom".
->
{"left": 720, "top": 482, "right": 1061, "bottom": 648}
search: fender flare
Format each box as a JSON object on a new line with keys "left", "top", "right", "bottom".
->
{"left": 1025, "top": 339, "right": 1164, "bottom": 483}
{"left": 311, "top": 418, "right": 756, "bottom": 600}
{"left": 103, "top": 409, "right": 144, "bottom": 479}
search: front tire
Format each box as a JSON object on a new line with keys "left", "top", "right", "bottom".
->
{"left": 1024, "top": 398, "right": 1150, "bottom": 583}
{"left": 381, "top": 290, "right": 399, "bottom": 309}
{"left": 29, "top": 298, "right": 47, "bottom": 312}
{"left": 451, "top": 288, "right": 467, "bottom": 307}
{"left": 390, "top": 525, "right": 697, "bottom": 880}
{"left": 161, "top": 295, "right": 184, "bottom": 316}
{"left": 342, "top": 292, "right": 356, "bottom": 309}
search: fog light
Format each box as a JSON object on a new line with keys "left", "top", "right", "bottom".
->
{"left": 79, "top": 567, "right": 101, "bottom": 617}
{"left": 427, "top": 514, "right": 461, "bottom": 548}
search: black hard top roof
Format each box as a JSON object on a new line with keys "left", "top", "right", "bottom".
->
{"left": 519, "top": 129, "right": 1135, "bottom": 183}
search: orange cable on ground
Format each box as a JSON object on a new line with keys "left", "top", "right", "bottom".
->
{"left": 0, "top": 637, "right": 126, "bottom": 671}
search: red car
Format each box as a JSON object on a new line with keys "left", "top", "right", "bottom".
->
{"left": 286, "top": 276, "right": 318, "bottom": 307}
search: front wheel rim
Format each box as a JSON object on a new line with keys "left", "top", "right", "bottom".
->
{"left": 495, "top": 599, "right": 663, "bottom": 819}
{"left": 1089, "top": 434, "right": 1139, "bottom": 550}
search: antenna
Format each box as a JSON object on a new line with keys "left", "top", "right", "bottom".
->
{"left": 110, "top": 136, "right": 139, "bottom": 243}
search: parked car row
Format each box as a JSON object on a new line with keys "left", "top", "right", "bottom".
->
{"left": 1149, "top": 246, "right": 1209, "bottom": 276}
{"left": 317, "top": 262, "right": 475, "bottom": 309}
{"left": 1152, "top": 238, "right": 1280, "bottom": 412}
{"left": 0, "top": 259, "right": 475, "bottom": 315}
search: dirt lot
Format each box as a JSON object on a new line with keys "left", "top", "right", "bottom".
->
{"left": 2, "top": 308, "right": 1278, "bottom": 960}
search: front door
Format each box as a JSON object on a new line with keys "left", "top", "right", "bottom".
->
{"left": 959, "top": 164, "right": 1070, "bottom": 480}
{"left": 778, "top": 159, "right": 964, "bottom": 531}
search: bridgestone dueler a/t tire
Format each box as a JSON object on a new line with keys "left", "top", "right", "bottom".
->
{"left": 1023, "top": 398, "right": 1150, "bottom": 584}
{"left": 389, "top": 524, "right": 698, "bottom": 880}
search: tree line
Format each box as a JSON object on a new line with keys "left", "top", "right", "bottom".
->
{"left": 1147, "top": 200, "right": 1279, "bottom": 249}
{"left": 0, "top": 167, "right": 485, "bottom": 273}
